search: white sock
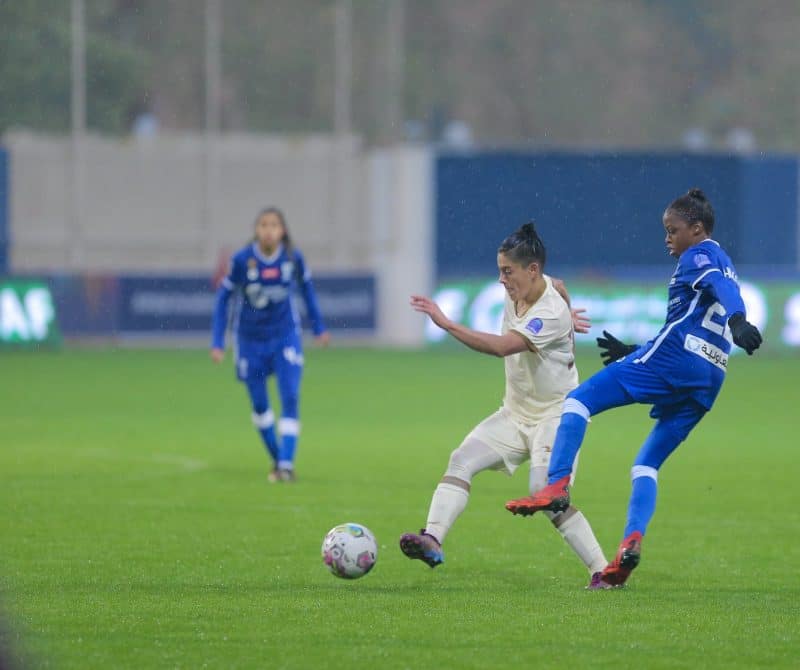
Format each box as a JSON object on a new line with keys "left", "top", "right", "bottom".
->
{"left": 424, "top": 483, "right": 469, "bottom": 545}
{"left": 550, "top": 510, "right": 607, "bottom": 574}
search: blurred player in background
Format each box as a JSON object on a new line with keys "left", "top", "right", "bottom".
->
{"left": 506, "top": 188, "right": 762, "bottom": 588}
{"left": 211, "top": 207, "right": 329, "bottom": 483}
{"left": 400, "top": 222, "right": 609, "bottom": 585}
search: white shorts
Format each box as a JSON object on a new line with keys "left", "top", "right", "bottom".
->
{"left": 464, "top": 408, "right": 577, "bottom": 478}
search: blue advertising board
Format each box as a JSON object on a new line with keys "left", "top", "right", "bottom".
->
{"left": 37, "top": 273, "right": 377, "bottom": 337}
{"left": 116, "top": 274, "right": 377, "bottom": 334}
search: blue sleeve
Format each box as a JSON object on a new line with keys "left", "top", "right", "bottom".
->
{"left": 211, "top": 285, "right": 233, "bottom": 349}
{"left": 691, "top": 264, "right": 746, "bottom": 319}
{"left": 211, "top": 255, "right": 242, "bottom": 348}
{"left": 295, "top": 251, "right": 326, "bottom": 336}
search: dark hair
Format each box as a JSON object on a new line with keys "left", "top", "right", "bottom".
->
{"left": 253, "top": 206, "right": 293, "bottom": 253}
{"left": 498, "top": 222, "right": 546, "bottom": 268}
{"left": 667, "top": 188, "right": 715, "bottom": 234}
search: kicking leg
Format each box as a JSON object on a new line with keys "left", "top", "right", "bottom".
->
{"left": 506, "top": 367, "right": 634, "bottom": 516}
{"left": 400, "top": 437, "right": 504, "bottom": 568}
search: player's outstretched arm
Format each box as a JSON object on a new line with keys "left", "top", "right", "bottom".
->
{"left": 410, "top": 295, "right": 529, "bottom": 357}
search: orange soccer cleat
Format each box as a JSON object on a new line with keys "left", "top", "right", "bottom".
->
{"left": 600, "top": 531, "right": 643, "bottom": 587}
{"left": 505, "top": 475, "right": 572, "bottom": 516}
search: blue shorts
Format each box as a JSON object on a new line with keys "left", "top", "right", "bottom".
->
{"left": 235, "top": 330, "right": 304, "bottom": 383}
{"left": 571, "top": 357, "right": 707, "bottom": 440}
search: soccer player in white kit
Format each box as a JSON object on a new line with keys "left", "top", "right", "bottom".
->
{"left": 400, "top": 222, "right": 608, "bottom": 583}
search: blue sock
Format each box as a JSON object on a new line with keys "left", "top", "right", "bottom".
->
{"left": 258, "top": 426, "right": 280, "bottom": 463}
{"left": 548, "top": 407, "right": 589, "bottom": 483}
{"left": 624, "top": 473, "right": 658, "bottom": 537}
{"left": 245, "top": 379, "right": 280, "bottom": 466}
{"left": 277, "top": 417, "right": 300, "bottom": 469}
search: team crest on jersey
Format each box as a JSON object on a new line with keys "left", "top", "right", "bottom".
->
{"left": 281, "top": 262, "right": 294, "bottom": 282}
{"left": 526, "top": 318, "right": 543, "bottom": 335}
{"left": 261, "top": 267, "right": 280, "bottom": 280}
{"left": 247, "top": 257, "right": 259, "bottom": 281}
{"left": 693, "top": 253, "right": 711, "bottom": 268}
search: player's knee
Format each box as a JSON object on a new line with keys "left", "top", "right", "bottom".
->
{"left": 445, "top": 448, "right": 474, "bottom": 482}
{"left": 252, "top": 409, "right": 275, "bottom": 429}
{"left": 278, "top": 417, "right": 300, "bottom": 437}
{"left": 562, "top": 395, "right": 591, "bottom": 421}
{"left": 631, "top": 464, "right": 658, "bottom": 482}
{"left": 446, "top": 441, "right": 492, "bottom": 483}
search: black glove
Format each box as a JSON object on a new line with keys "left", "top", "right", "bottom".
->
{"left": 596, "top": 330, "right": 638, "bottom": 366}
{"left": 728, "top": 312, "right": 762, "bottom": 355}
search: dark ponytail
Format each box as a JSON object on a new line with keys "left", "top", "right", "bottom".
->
{"left": 498, "top": 221, "right": 547, "bottom": 268}
{"left": 667, "top": 188, "right": 715, "bottom": 234}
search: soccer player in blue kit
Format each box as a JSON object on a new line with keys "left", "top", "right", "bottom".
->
{"left": 211, "top": 207, "right": 329, "bottom": 483}
{"left": 506, "top": 188, "right": 763, "bottom": 588}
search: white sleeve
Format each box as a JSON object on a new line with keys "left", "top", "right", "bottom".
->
{"left": 510, "top": 311, "right": 566, "bottom": 350}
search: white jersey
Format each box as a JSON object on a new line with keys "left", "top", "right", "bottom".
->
{"left": 501, "top": 275, "right": 578, "bottom": 423}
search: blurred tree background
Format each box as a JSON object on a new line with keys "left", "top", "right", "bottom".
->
{"left": 0, "top": 0, "right": 798, "bottom": 150}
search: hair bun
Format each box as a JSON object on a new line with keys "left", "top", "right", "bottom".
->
{"left": 687, "top": 188, "right": 707, "bottom": 201}
{"left": 519, "top": 221, "right": 538, "bottom": 239}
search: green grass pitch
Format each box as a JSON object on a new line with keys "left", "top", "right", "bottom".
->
{"left": 1, "top": 347, "right": 798, "bottom": 668}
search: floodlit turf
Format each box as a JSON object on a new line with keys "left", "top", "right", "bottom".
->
{"left": 1, "top": 347, "right": 798, "bottom": 669}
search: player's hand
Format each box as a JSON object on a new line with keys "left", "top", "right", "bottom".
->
{"left": 596, "top": 330, "right": 638, "bottom": 366}
{"left": 728, "top": 313, "right": 762, "bottom": 355}
{"left": 315, "top": 331, "right": 331, "bottom": 347}
{"left": 210, "top": 348, "right": 225, "bottom": 363}
{"left": 571, "top": 308, "right": 591, "bottom": 334}
{"left": 410, "top": 295, "right": 452, "bottom": 330}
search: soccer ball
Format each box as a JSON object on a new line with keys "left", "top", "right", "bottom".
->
{"left": 321, "top": 523, "right": 378, "bottom": 579}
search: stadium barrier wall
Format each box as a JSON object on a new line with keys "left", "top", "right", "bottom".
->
{"left": 0, "top": 148, "right": 7, "bottom": 274}
{"left": 5, "top": 134, "right": 434, "bottom": 346}
{"left": 6, "top": 132, "right": 370, "bottom": 274}
{"left": 1, "top": 274, "right": 375, "bottom": 344}
{"left": 368, "top": 146, "right": 434, "bottom": 346}
{"left": 435, "top": 152, "right": 800, "bottom": 278}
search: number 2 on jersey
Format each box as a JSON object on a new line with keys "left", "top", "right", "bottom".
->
{"left": 701, "top": 302, "right": 733, "bottom": 342}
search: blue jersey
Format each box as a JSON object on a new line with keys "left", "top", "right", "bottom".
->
{"left": 630, "top": 239, "right": 746, "bottom": 410}
{"left": 211, "top": 243, "right": 325, "bottom": 348}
